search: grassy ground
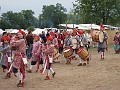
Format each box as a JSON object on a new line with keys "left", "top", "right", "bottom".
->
{"left": 0, "top": 44, "right": 120, "bottom": 90}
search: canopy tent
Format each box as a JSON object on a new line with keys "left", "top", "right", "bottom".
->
{"left": 10, "top": 29, "right": 19, "bottom": 33}
{"left": 104, "top": 25, "right": 119, "bottom": 30}
{"left": 59, "top": 24, "right": 89, "bottom": 30}
{"left": 5, "top": 29, "right": 14, "bottom": 33}
{"left": 79, "top": 24, "right": 108, "bottom": 30}
{"left": 32, "top": 28, "right": 46, "bottom": 35}
{"left": 24, "top": 30, "right": 28, "bottom": 34}
{"left": 59, "top": 24, "right": 108, "bottom": 30}
{"left": 77, "top": 25, "right": 89, "bottom": 30}
{"left": 0, "top": 29, "right": 4, "bottom": 34}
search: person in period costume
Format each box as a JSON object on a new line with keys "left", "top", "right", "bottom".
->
{"left": 71, "top": 30, "right": 80, "bottom": 60}
{"left": 1, "top": 32, "right": 8, "bottom": 43}
{"left": 26, "top": 36, "right": 44, "bottom": 73}
{"left": 42, "top": 36, "right": 56, "bottom": 80}
{"left": 0, "top": 36, "right": 11, "bottom": 79}
{"left": 10, "top": 30, "right": 27, "bottom": 87}
{"left": 51, "top": 32, "right": 60, "bottom": 63}
{"left": 51, "top": 32, "right": 59, "bottom": 49}
{"left": 63, "top": 32, "right": 73, "bottom": 64}
{"left": 77, "top": 30, "right": 90, "bottom": 66}
{"left": 74, "top": 27, "right": 79, "bottom": 32}
{"left": 58, "top": 30, "right": 65, "bottom": 54}
{"left": 84, "top": 30, "right": 92, "bottom": 49}
{"left": 113, "top": 31, "right": 120, "bottom": 54}
{"left": 97, "top": 25, "right": 109, "bottom": 60}
{"left": 79, "top": 30, "right": 89, "bottom": 51}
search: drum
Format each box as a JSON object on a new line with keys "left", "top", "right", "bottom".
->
{"left": 92, "top": 30, "right": 100, "bottom": 42}
{"left": 92, "top": 30, "right": 104, "bottom": 43}
{"left": 72, "top": 37, "right": 77, "bottom": 49}
{"left": 99, "top": 31, "right": 104, "bottom": 43}
{"left": 53, "top": 49, "right": 60, "bottom": 60}
{"left": 63, "top": 49, "right": 73, "bottom": 58}
{"left": 77, "top": 47, "right": 89, "bottom": 60}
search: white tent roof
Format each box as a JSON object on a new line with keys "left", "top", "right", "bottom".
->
{"left": 79, "top": 24, "right": 108, "bottom": 30}
{"left": 10, "top": 29, "right": 19, "bottom": 33}
{"left": 5, "top": 29, "right": 14, "bottom": 33}
{"left": 59, "top": 24, "right": 89, "bottom": 30}
{"left": 104, "top": 25, "right": 119, "bottom": 30}
{"left": 32, "top": 28, "right": 46, "bottom": 35}
{"left": 0, "top": 29, "right": 4, "bottom": 34}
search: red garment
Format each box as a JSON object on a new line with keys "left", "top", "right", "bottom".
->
{"left": 58, "top": 33, "right": 65, "bottom": 47}
{"left": 43, "top": 44, "right": 54, "bottom": 56}
{"left": 4, "top": 36, "right": 10, "bottom": 41}
{"left": 10, "top": 39, "right": 26, "bottom": 69}
{"left": 47, "top": 36, "right": 53, "bottom": 41}
{"left": 18, "top": 30, "right": 26, "bottom": 36}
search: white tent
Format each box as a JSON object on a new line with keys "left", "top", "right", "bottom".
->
{"left": 77, "top": 25, "right": 89, "bottom": 30}
{"left": 10, "top": 29, "right": 19, "bottom": 33}
{"left": 59, "top": 24, "right": 89, "bottom": 30}
{"left": 0, "top": 29, "right": 4, "bottom": 34}
{"left": 32, "top": 28, "right": 46, "bottom": 35}
{"left": 79, "top": 24, "right": 108, "bottom": 30}
{"left": 59, "top": 24, "right": 79, "bottom": 28}
{"left": 5, "top": 29, "right": 14, "bottom": 33}
{"left": 104, "top": 25, "right": 119, "bottom": 30}
{"left": 24, "top": 30, "right": 28, "bottom": 34}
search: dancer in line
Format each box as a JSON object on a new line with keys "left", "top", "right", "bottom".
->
{"left": 10, "top": 30, "right": 26, "bottom": 87}
{"left": 42, "top": 36, "right": 56, "bottom": 80}
{"left": 0, "top": 36, "right": 11, "bottom": 79}
{"left": 26, "top": 36, "right": 43, "bottom": 73}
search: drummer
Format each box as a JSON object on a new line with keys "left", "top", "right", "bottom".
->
{"left": 77, "top": 30, "right": 89, "bottom": 66}
{"left": 71, "top": 29, "right": 80, "bottom": 60}
{"left": 97, "top": 25, "right": 109, "bottom": 60}
{"left": 63, "top": 32, "right": 73, "bottom": 64}
{"left": 51, "top": 32, "right": 60, "bottom": 63}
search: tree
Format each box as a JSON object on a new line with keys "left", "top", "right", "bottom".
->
{"left": 73, "top": 0, "right": 120, "bottom": 26}
{"left": 39, "top": 3, "right": 67, "bottom": 28}
{"left": 0, "top": 10, "right": 38, "bottom": 29}
{"left": 21, "top": 10, "right": 37, "bottom": 28}
{"left": 1, "top": 11, "right": 17, "bottom": 29}
{"left": 27, "top": 26, "right": 35, "bottom": 32}
{"left": 67, "top": 9, "right": 81, "bottom": 24}
{"left": 0, "top": 19, "right": 11, "bottom": 30}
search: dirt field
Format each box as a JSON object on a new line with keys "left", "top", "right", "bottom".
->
{"left": 0, "top": 45, "right": 120, "bottom": 90}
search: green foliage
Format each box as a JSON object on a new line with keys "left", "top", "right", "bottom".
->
{"left": 39, "top": 3, "right": 67, "bottom": 28}
{"left": 0, "top": 19, "right": 11, "bottom": 30}
{"left": 0, "top": 10, "right": 38, "bottom": 29}
{"left": 0, "top": 3, "right": 67, "bottom": 29}
{"left": 27, "top": 26, "right": 35, "bottom": 32}
{"left": 73, "top": 0, "right": 120, "bottom": 26}
{"left": 67, "top": 11, "right": 80, "bottom": 24}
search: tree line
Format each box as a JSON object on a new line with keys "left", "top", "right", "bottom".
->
{"left": 0, "top": 1, "right": 120, "bottom": 30}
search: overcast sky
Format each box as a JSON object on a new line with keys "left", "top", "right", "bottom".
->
{"left": 0, "top": 0, "right": 75, "bottom": 17}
